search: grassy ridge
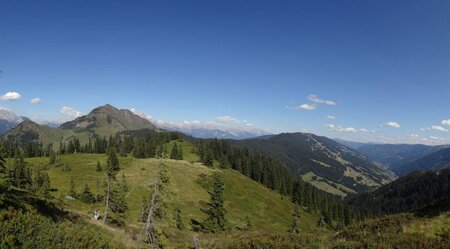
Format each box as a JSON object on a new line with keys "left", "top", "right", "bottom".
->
{"left": 21, "top": 141, "right": 320, "bottom": 247}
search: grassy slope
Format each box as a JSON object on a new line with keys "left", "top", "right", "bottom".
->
{"left": 22, "top": 141, "right": 320, "bottom": 247}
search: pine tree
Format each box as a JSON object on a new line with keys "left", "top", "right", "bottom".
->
{"left": 33, "top": 169, "right": 51, "bottom": 198}
{"left": 109, "top": 181, "right": 128, "bottom": 222}
{"left": 96, "top": 161, "right": 102, "bottom": 172}
{"left": 80, "top": 184, "right": 95, "bottom": 203}
{"left": 119, "top": 139, "right": 127, "bottom": 157}
{"left": 49, "top": 150, "right": 56, "bottom": 165}
{"left": 202, "top": 173, "right": 227, "bottom": 232}
{"left": 103, "top": 148, "right": 120, "bottom": 223}
{"left": 170, "top": 143, "right": 179, "bottom": 160}
{"left": 0, "top": 153, "right": 10, "bottom": 205}
{"left": 10, "top": 154, "right": 32, "bottom": 189}
{"left": 203, "top": 150, "right": 213, "bottom": 167}
{"left": 177, "top": 144, "right": 183, "bottom": 160}
{"left": 68, "top": 177, "right": 77, "bottom": 198}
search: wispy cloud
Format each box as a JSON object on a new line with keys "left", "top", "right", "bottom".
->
{"left": 359, "top": 128, "right": 375, "bottom": 133}
{"left": 381, "top": 121, "right": 401, "bottom": 128}
{"left": 1, "top": 91, "right": 21, "bottom": 101}
{"left": 326, "top": 115, "right": 336, "bottom": 120}
{"left": 30, "top": 98, "right": 41, "bottom": 104}
{"left": 131, "top": 108, "right": 152, "bottom": 120}
{"left": 60, "top": 106, "right": 83, "bottom": 119}
{"left": 297, "top": 104, "right": 316, "bottom": 110}
{"left": 325, "top": 124, "right": 357, "bottom": 133}
{"left": 217, "top": 115, "right": 240, "bottom": 123}
{"left": 307, "top": 94, "right": 336, "bottom": 105}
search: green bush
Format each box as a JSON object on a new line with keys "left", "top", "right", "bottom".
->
{"left": 0, "top": 208, "right": 123, "bottom": 249}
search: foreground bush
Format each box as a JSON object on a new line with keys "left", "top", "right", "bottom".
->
{"left": 0, "top": 208, "right": 122, "bottom": 249}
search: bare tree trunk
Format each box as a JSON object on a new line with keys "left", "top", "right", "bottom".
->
{"left": 193, "top": 236, "right": 200, "bottom": 249}
{"left": 103, "top": 176, "right": 110, "bottom": 223}
{"left": 144, "top": 177, "right": 160, "bottom": 248}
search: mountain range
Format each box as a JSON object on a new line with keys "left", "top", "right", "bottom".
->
{"left": 3, "top": 104, "right": 450, "bottom": 196}
{"left": 155, "top": 121, "right": 271, "bottom": 139}
{"left": 351, "top": 143, "right": 449, "bottom": 175}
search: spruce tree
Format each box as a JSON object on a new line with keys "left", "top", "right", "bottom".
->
{"left": 49, "top": 150, "right": 56, "bottom": 165}
{"left": 170, "top": 143, "right": 179, "bottom": 160}
{"left": 33, "top": 169, "right": 51, "bottom": 198}
{"left": 11, "top": 154, "right": 32, "bottom": 189}
{"left": 0, "top": 153, "right": 10, "bottom": 204}
{"left": 177, "top": 144, "right": 183, "bottom": 160}
{"left": 103, "top": 148, "right": 120, "bottom": 223}
{"left": 202, "top": 173, "right": 227, "bottom": 232}
{"left": 80, "top": 184, "right": 95, "bottom": 204}
{"left": 68, "top": 177, "right": 77, "bottom": 198}
{"left": 96, "top": 161, "right": 102, "bottom": 172}
{"left": 203, "top": 150, "right": 213, "bottom": 167}
{"left": 109, "top": 181, "right": 128, "bottom": 221}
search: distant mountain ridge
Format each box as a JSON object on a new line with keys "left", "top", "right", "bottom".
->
{"left": 157, "top": 122, "right": 271, "bottom": 139}
{"left": 0, "top": 108, "right": 25, "bottom": 135}
{"left": 233, "top": 133, "right": 396, "bottom": 195}
{"left": 397, "top": 147, "right": 450, "bottom": 175}
{"left": 1, "top": 104, "right": 159, "bottom": 146}
{"left": 60, "top": 104, "right": 157, "bottom": 132}
{"left": 355, "top": 143, "right": 448, "bottom": 175}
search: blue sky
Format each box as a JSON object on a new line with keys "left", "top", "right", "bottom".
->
{"left": 1, "top": 0, "right": 449, "bottom": 144}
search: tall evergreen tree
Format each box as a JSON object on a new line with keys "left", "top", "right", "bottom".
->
{"left": 170, "top": 143, "right": 179, "bottom": 160}
{"left": 49, "top": 150, "right": 56, "bottom": 165}
{"left": 177, "top": 144, "right": 183, "bottom": 160}
{"left": 0, "top": 152, "right": 10, "bottom": 204}
{"left": 32, "top": 169, "right": 51, "bottom": 198}
{"left": 103, "top": 149, "right": 120, "bottom": 223}
{"left": 10, "top": 154, "right": 32, "bottom": 190}
{"left": 202, "top": 173, "right": 227, "bottom": 232}
{"left": 68, "top": 177, "right": 77, "bottom": 198}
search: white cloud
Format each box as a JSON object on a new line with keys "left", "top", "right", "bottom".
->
{"left": 60, "top": 106, "right": 83, "bottom": 119}
{"left": 297, "top": 104, "right": 316, "bottom": 110}
{"left": 428, "top": 136, "right": 445, "bottom": 141}
{"left": 30, "top": 98, "right": 41, "bottom": 104}
{"left": 217, "top": 116, "right": 240, "bottom": 123}
{"left": 431, "top": 125, "right": 448, "bottom": 132}
{"left": 130, "top": 108, "right": 152, "bottom": 120}
{"left": 441, "top": 119, "right": 450, "bottom": 126}
{"left": 382, "top": 122, "right": 400, "bottom": 128}
{"left": 325, "top": 124, "right": 357, "bottom": 133}
{"left": 1, "top": 91, "right": 21, "bottom": 101}
{"left": 407, "top": 133, "right": 419, "bottom": 138}
{"left": 326, "top": 115, "right": 336, "bottom": 120}
{"left": 359, "top": 128, "right": 375, "bottom": 133}
{"left": 307, "top": 94, "right": 336, "bottom": 106}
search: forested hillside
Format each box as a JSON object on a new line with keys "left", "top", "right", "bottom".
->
{"left": 346, "top": 169, "right": 450, "bottom": 218}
